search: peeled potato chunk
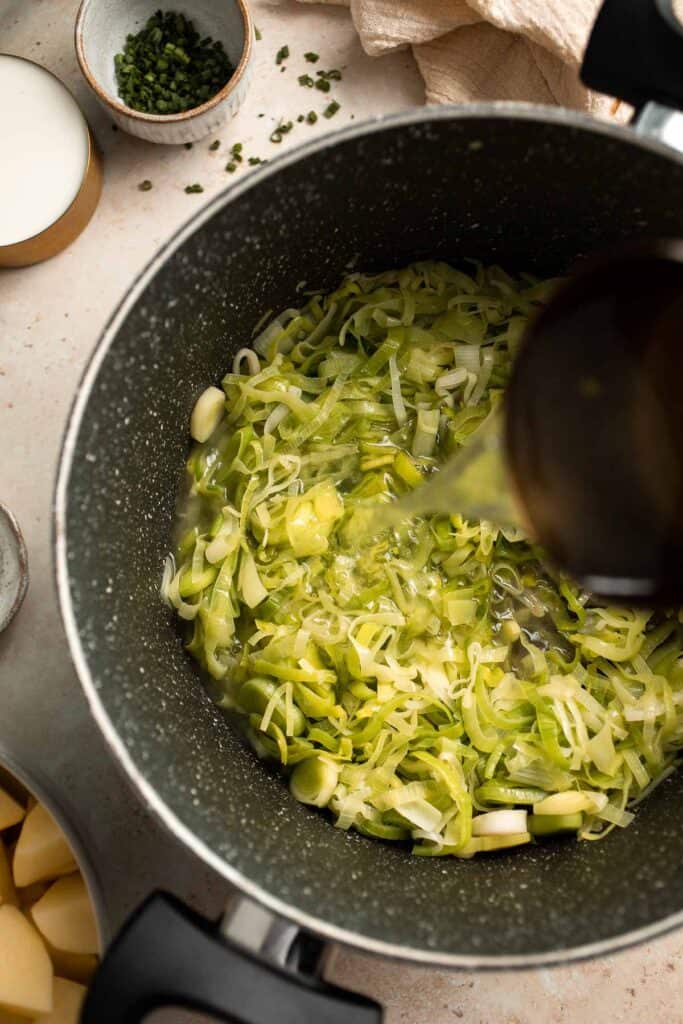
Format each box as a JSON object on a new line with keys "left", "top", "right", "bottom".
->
{"left": 0, "top": 789, "right": 24, "bottom": 832}
{"left": 31, "top": 874, "right": 98, "bottom": 956}
{"left": 46, "top": 947, "right": 98, "bottom": 986}
{"left": 0, "top": 904, "right": 53, "bottom": 1017}
{"left": 0, "top": 844, "right": 17, "bottom": 908}
{"left": 13, "top": 805, "right": 77, "bottom": 888}
{"left": 34, "top": 978, "right": 85, "bottom": 1024}
{"left": 18, "top": 881, "right": 48, "bottom": 909}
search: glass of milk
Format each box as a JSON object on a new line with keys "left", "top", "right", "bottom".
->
{"left": 0, "top": 55, "right": 101, "bottom": 267}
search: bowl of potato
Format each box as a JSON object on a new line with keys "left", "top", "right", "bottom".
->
{"left": 0, "top": 758, "right": 102, "bottom": 1023}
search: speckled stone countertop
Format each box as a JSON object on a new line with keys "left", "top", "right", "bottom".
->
{"left": 1, "top": 1, "right": 683, "bottom": 1021}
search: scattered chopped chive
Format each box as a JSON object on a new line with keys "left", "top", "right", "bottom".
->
{"left": 258, "top": 112, "right": 264, "bottom": 117}
{"left": 230, "top": 142, "right": 243, "bottom": 163}
{"left": 113, "top": 11, "right": 234, "bottom": 115}
{"left": 323, "top": 100, "right": 340, "bottom": 119}
{"left": 317, "top": 68, "right": 342, "bottom": 81}
{"left": 209, "top": 139, "right": 220, "bottom": 150}
{"left": 314, "top": 78, "right": 330, "bottom": 93}
{"left": 269, "top": 120, "right": 293, "bottom": 143}
{"left": 255, "top": 26, "right": 262, "bottom": 41}
{"left": 248, "top": 156, "right": 265, "bottom": 165}
{"left": 225, "top": 162, "right": 237, "bottom": 173}
{"left": 184, "top": 142, "right": 193, "bottom": 149}
{"left": 306, "top": 110, "right": 317, "bottom": 124}
{"left": 304, "top": 51, "right": 319, "bottom": 63}
{"left": 297, "top": 114, "right": 305, "bottom": 122}
{"left": 138, "top": 179, "right": 153, "bottom": 191}
{"left": 298, "top": 74, "right": 314, "bottom": 87}
{"left": 275, "top": 45, "right": 289, "bottom": 65}
{"left": 185, "top": 183, "right": 204, "bottom": 193}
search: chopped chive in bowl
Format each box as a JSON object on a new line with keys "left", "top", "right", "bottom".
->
{"left": 114, "top": 10, "right": 234, "bottom": 115}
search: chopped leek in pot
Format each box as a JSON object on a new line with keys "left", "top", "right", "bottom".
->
{"left": 163, "top": 261, "right": 683, "bottom": 858}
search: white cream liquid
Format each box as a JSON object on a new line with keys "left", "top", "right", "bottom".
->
{"left": 0, "top": 56, "right": 90, "bottom": 247}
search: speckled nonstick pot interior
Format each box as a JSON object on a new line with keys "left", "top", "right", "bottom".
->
{"left": 56, "top": 106, "right": 683, "bottom": 968}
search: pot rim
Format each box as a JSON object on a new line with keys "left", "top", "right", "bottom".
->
{"left": 0, "top": 745, "right": 108, "bottom": 951}
{"left": 55, "top": 101, "right": 683, "bottom": 970}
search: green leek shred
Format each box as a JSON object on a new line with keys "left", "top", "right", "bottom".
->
{"left": 165, "top": 261, "right": 683, "bottom": 857}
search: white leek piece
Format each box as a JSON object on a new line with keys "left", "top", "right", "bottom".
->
{"left": 533, "top": 791, "right": 607, "bottom": 817}
{"left": 190, "top": 386, "right": 225, "bottom": 443}
{"left": 471, "top": 809, "right": 528, "bottom": 836}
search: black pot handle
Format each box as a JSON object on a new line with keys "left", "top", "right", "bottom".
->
{"left": 581, "top": 0, "right": 683, "bottom": 111}
{"left": 81, "top": 892, "right": 382, "bottom": 1024}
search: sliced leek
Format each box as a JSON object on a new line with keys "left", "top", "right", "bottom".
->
{"left": 471, "top": 809, "right": 528, "bottom": 836}
{"left": 533, "top": 791, "right": 607, "bottom": 817}
{"left": 528, "top": 813, "right": 583, "bottom": 836}
{"left": 165, "top": 260, "right": 683, "bottom": 858}
{"left": 290, "top": 756, "right": 339, "bottom": 807}
{"left": 190, "top": 386, "right": 225, "bottom": 443}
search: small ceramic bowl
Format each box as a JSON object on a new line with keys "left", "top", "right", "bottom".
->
{"left": 75, "top": 0, "right": 254, "bottom": 144}
{"left": 0, "top": 503, "right": 28, "bottom": 633}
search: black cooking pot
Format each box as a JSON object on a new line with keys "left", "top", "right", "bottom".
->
{"left": 56, "top": 2, "right": 683, "bottom": 1021}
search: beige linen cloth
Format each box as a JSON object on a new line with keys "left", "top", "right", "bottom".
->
{"left": 296, "top": 0, "right": 625, "bottom": 118}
